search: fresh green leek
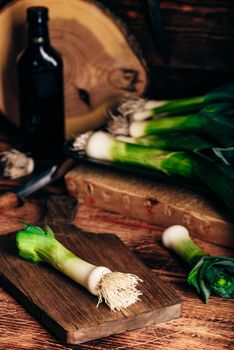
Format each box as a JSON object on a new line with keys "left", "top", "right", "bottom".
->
{"left": 73, "top": 131, "right": 234, "bottom": 213}
{"left": 130, "top": 114, "right": 202, "bottom": 136}
{"left": 73, "top": 131, "right": 195, "bottom": 178}
{"left": 16, "top": 224, "right": 142, "bottom": 311}
{"left": 116, "top": 134, "right": 234, "bottom": 167}
{"left": 131, "top": 84, "right": 234, "bottom": 120}
{"left": 117, "top": 134, "right": 213, "bottom": 151}
{"left": 162, "top": 225, "right": 234, "bottom": 302}
{"left": 133, "top": 101, "right": 234, "bottom": 121}
{"left": 128, "top": 112, "right": 234, "bottom": 147}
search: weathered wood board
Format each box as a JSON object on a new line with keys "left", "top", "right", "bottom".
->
{"left": 0, "top": 223, "right": 181, "bottom": 344}
{"left": 65, "top": 163, "right": 234, "bottom": 248}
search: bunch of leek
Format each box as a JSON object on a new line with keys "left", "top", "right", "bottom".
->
{"left": 16, "top": 224, "right": 142, "bottom": 312}
{"left": 162, "top": 225, "right": 234, "bottom": 302}
{"left": 72, "top": 131, "right": 234, "bottom": 213}
{"left": 115, "top": 84, "right": 234, "bottom": 121}
{"left": 108, "top": 108, "right": 234, "bottom": 148}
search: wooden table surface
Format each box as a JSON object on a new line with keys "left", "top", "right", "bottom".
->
{"left": 0, "top": 124, "right": 233, "bottom": 350}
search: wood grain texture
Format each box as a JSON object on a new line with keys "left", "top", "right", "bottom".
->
{"left": 0, "top": 196, "right": 233, "bottom": 349}
{"left": 65, "top": 164, "right": 234, "bottom": 248}
{"left": 0, "top": 0, "right": 147, "bottom": 126}
{"left": 0, "top": 191, "right": 19, "bottom": 211}
{"left": 0, "top": 200, "right": 44, "bottom": 235}
{"left": 0, "top": 199, "right": 181, "bottom": 344}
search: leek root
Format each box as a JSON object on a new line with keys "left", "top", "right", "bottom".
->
{"left": 0, "top": 149, "right": 34, "bottom": 179}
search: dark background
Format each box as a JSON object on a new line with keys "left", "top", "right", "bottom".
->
{"left": 98, "top": 0, "right": 234, "bottom": 98}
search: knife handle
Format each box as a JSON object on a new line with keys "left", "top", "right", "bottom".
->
{"left": 0, "top": 192, "right": 21, "bottom": 212}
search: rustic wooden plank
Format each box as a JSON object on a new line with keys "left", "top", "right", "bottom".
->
{"left": 0, "top": 217, "right": 181, "bottom": 344}
{"left": 0, "top": 200, "right": 44, "bottom": 235}
{"left": 0, "top": 284, "right": 232, "bottom": 350}
{"left": 97, "top": 0, "right": 234, "bottom": 97}
{"left": 0, "top": 191, "right": 19, "bottom": 211}
{"left": 65, "top": 164, "right": 234, "bottom": 248}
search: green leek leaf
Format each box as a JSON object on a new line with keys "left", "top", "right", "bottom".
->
{"left": 23, "top": 224, "right": 45, "bottom": 235}
{"left": 188, "top": 256, "right": 234, "bottom": 302}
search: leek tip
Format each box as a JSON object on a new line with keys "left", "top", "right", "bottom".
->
{"left": 132, "top": 110, "right": 153, "bottom": 121}
{"left": 129, "top": 121, "right": 146, "bottom": 138}
{"left": 144, "top": 100, "right": 167, "bottom": 110}
{"left": 162, "top": 225, "right": 190, "bottom": 249}
{"left": 86, "top": 131, "right": 114, "bottom": 160}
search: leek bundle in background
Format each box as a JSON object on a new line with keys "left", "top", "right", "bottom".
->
{"left": 125, "top": 84, "right": 234, "bottom": 120}
{"left": 72, "top": 84, "right": 234, "bottom": 214}
{"left": 108, "top": 104, "right": 234, "bottom": 148}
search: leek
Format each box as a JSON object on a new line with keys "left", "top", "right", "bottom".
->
{"left": 116, "top": 135, "right": 234, "bottom": 166}
{"left": 116, "top": 134, "right": 213, "bottom": 151}
{"left": 109, "top": 93, "right": 234, "bottom": 121}
{"left": 72, "top": 131, "right": 234, "bottom": 213}
{"left": 16, "top": 224, "right": 142, "bottom": 311}
{"left": 73, "top": 131, "right": 195, "bottom": 178}
{"left": 112, "top": 112, "right": 234, "bottom": 147}
{"left": 162, "top": 225, "right": 234, "bottom": 302}
{"left": 131, "top": 84, "right": 234, "bottom": 120}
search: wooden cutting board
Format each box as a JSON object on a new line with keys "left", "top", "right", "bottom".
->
{"left": 0, "top": 223, "right": 181, "bottom": 344}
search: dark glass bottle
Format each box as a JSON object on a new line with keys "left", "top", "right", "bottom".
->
{"left": 17, "top": 7, "right": 65, "bottom": 160}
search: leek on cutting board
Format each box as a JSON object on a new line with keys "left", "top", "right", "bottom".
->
{"left": 162, "top": 225, "right": 234, "bottom": 302}
{"left": 16, "top": 224, "right": 142, "bottom": 312}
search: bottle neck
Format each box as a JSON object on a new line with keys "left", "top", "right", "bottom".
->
{"left": 28, "top": 22, "right": 50, "bottom": 44}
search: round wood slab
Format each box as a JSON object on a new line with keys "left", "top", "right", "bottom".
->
{"left": 0, "top": 0, "right": 148, "bottom": 126}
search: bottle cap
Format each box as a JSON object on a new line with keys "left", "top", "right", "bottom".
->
{"left": 27, "top": 7, "right": 49, "bottom": 23}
